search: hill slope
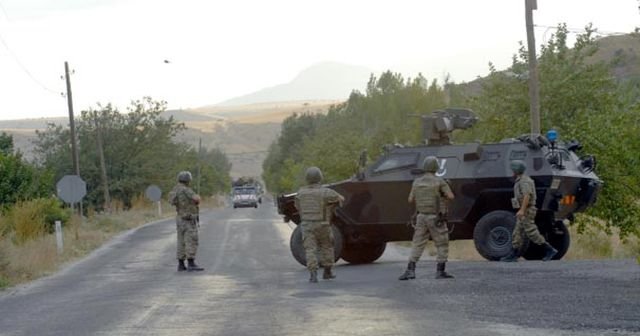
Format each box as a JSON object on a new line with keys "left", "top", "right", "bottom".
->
{"left": 218, "top": 62, "right": 373, "bottom": 106}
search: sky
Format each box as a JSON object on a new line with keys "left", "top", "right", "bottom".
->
{"left": 0, "top": 0, "right": 638, "bottom": 120}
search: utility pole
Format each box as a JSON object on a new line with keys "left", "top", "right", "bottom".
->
{"left": 65, "top": 61, "right": 84, "bottom": 220}
{"left": 64, "top": 61, "right": 80, "bottom": 175}
{"left": 525, "top": 0, "right": 541, "bottom": 135}
{"left": 94, "top": 111, "right": 111, "bottom": 212}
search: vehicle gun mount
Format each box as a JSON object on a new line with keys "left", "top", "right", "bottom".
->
{"left": 422, "top": 108, "right": 478, "bottom": 146}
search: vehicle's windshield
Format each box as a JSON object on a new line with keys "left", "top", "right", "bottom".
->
{"left": 234, "top": 188, "right": 256, "bottom": 195}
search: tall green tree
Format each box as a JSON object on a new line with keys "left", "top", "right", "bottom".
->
{"left": 33, "top": 97, "right": 232, "bottom": 209}
{"left": 0, "top": 136, "right": 52, "bottom": 207}
{"left": 263, "top": 71, "right": 449, "bottom": 194}
{"left": 466, "top": 25, "right": 640, "bottom": 236}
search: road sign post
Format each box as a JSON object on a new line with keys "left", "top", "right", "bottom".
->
{"left": 55, "top": 220, "right": 63, "bottom": 255}
{"left": 56, "top": 175, "right": 87, "bottom": 204}
{"left": 145, "top": 185, "right": 163, "bottom": 217}
{"left": 56, "top": 175, "right": 87, "bottom": 236}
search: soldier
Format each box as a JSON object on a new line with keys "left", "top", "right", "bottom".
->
{"left": 399, "top": 156, "right": 455, "bottom": 280}
{"left": 295, "top": 167, "right": 344, "bottom": 283}
{"left": 168, "top": 171, "right": 204, "bottom": 272}
{"left": 501, "top": 160, "right": 558, "bottom": 262}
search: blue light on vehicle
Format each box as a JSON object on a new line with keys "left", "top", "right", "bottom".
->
{"left": 546, "top": 129, "right": 558, "bottom": 142}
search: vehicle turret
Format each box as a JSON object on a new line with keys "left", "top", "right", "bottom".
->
{"left": 421, "top": 108, "right": 478, "bottom": 145}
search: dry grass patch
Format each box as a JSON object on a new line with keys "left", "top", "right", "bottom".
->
{"left": 0, "top": 196, "right": 227, "bottom": 289}
{"left": 395, "top": 224, "right": 640, "bottom": 262}
{"left": 564, "top": 224, "right": 640, "bottom": 260}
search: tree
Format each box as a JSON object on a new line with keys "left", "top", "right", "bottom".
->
{"left": 466, "top": 25, "right": 640, "bottom": 236}
{"left": 0, "top": 133, "right": 13, "bottom": 156}
{"left": 262, "top": 71, "right": 450, "bottom": 193}
{"left": 0, "top": 135, "right": 52, "bottom": 206}
{"left": 33, "top": 97, "right": 231, "bottom": 209}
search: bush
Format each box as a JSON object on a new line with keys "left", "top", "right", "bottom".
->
{"left": 41, "top": 199, "right": 71, "bottom": 233}
{"left": 2, "top": 198, "right": 70, "bottom": 244}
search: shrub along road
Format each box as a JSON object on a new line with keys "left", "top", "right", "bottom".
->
{"left": 0, "top": 202, "right": 638, "bottom": 336}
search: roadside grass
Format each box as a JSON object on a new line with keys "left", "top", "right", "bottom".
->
{"left": 395, "top": 224, "right": 640, "bottom": 262}
{"left": 0, "top": 195, "right": 224, "bottom": 290}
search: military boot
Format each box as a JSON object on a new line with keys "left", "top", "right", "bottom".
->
{"left": 542, "top": 243, "right": 558, "bottom": 261}
{"left": 309, "top": 270, "right": 318, "bottom": 283}
{"left": 398, "top": 261, "right": 416, "bottom": 280}
{"left": 435, "top": 262, "right": 454, "bottom": 279}
{"left": 500, "top": 248, "right": 520, "bottom": 262}
{"left": 177, "top": 259, "right": 187, "bottom": 272}
{"left": 187, "top": 258, "right": 204, "bottom": 271}
{"left": 323, "top": 267, "right": 336, "bottom": 280}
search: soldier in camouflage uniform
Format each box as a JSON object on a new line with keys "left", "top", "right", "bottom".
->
{"left": 501, "top": 160, "right": 558, "bottom": 262}
{"left": 295, "top": 167, "right": 344, "bottom": 283}
{"left": 399, "top": 156, "right": 455, "bottom": 280}
{"left": 169, "top": 171, "right": 204, "bottom": 272}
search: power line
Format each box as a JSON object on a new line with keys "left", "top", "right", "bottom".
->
{"left": 535, "top": 24, "right": 630, "bottom": 37}
{"left": 0, "top": 1, "right": 10, "bottom": 22}
{"left": 0, "top": 32, "right": 60, "bottom": 95}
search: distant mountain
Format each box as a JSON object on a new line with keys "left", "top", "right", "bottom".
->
{"left": 218, "top": 62, "right": 373, "bottom": 106}
{"left": 456, "top": 33, "right": 640, "bottom": 98}
{"left": 161, "top": 109, "right": 223, "bottom": 122}
{"left": 591, "top": 34, "right": 640, "bottom": 81}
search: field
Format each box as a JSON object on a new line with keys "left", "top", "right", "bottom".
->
{"left": 0, "top": 100, "right": 341, "bottom": 179}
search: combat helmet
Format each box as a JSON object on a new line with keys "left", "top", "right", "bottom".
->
{"left": 423, "top": 156, "right": 440, "bottom": 173}
{"left": 305, "top": 167, "right": 323, "bottom": 184}
{"left": 177, "top": 171, "right": 193, "bottom": 183}
{"left": 510, "top": 160, "right": 527, "bottom": 175}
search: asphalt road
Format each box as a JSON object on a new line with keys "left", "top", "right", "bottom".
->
{"left": 0, "top": 201, "right": 638, "bottom": 336}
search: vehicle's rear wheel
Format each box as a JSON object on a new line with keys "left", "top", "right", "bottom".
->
{"left": 340, "top": 242, "right": 387, "bottom": 264}
{"left": 473, "top": 210, "right": 528, "bottom": 261}
{"left": 289, "top": 225, "right": 343, "bottom": 267}
{"left": 522, "top": 220, "right": 570, "bottom": 260}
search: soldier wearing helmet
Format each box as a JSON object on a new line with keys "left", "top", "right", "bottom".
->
{"left": 168, "top": 171, "right": 204, "bottom": 272}
{"left": 399, "top": 156, "right": 455, "bottom": 280}
{"left": 294, "top": 167, "right": 344, "bottom": 283}
{"left": 501, "top": 160, "right": 558, "bottom": 262}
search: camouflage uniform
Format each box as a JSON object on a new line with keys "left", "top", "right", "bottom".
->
{"left": 501, "top": 160, "right": 557, "bottom": 262}
{"left": 511, "top": 174, "right": 545, "bottom": 248}
{"left": 295, "top": 184, "right": 344, "bottom": 273}
{"left": 169, "top": 183, "right": 200, "bottom": 260}
{"left": 408, "top": 174, "right": 452, "bottom": 263}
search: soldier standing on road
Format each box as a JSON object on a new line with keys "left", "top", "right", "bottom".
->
{"left": 501, "top": 160, "right": 558, "bottom": 262}
{"left": 399, "top": 156, "right": 455, "bottom": 280}
{"left": 169, "top": 171, "right": 204, "bottom": 272}
{"left": 295, "top": 167, "right": 345, "bottom": 283}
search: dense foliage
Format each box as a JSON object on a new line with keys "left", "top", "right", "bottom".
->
{"left": 263, "top": 26, "right": 640, "bottom": 237}
{"left": 263, "top": 72, "right": 449, "bottom": 193}
{"left": 33, "top": 97, "right": 232, "bottom": 210}
{"left": 0, "top": 133, "right": 52, "bottom": 207}
{"left": 466, "top": 25, "right": 640, "bottom": 236}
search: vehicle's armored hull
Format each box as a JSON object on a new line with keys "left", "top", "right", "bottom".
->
{"left": 277, "top": 109, "right": 601, "bottom": 264}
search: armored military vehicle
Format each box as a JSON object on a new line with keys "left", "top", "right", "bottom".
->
{"left": 277, "top": 108, "right": 601, "bottom": 264}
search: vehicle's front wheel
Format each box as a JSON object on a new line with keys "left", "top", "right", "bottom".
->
{"left": 289, "top": 225, "right": 343, "bottom": 266}
{"left": 473, "top": 210, "right": 528, "bottom": 261}
{"left": 340, "top": 242, "right": 386, "bottom": 264}
{"left": 522, "top": 220, "right": 570, "bottom": 260}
